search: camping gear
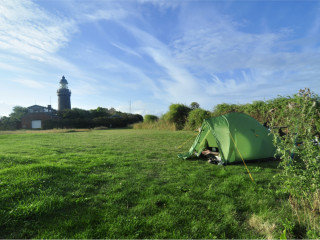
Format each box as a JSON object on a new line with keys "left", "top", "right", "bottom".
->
{"left": 178, "top": 112, "right": 276, "bottom": 164}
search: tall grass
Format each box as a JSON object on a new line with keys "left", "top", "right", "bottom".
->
{"left": 133, "top": 119, "right": 176, "bottom": 131}
{"left": 288, "top": 191, "right": 320, "bottom": 237}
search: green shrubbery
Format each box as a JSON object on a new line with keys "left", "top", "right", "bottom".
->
{"left": 53, "top": 107, "right": 143, "bottom": 129}
{"left": 136, "top": 103, "right": 210, "bottom": 131}
{"left": 163, "top": 104, "right": 191, "bottom": 130}
{"left": 145, "top": 92, "right": 318, "bottom": 132}
{"left": 144, "top": 115, "right": 159, "bottom": 123}
{"left": 136, "top": 97, "right": 297, "bottom": 131}
{"left": 269, "top": 89, "right": 320, "bottom": 238}
{"left": 0, "top": 107, "right": 143, "bottom": 130}
{"left": 0, "top": 106, "right": 28, "bottom": 130}
{"left": 184, "top": 108, "right": 211, "bottom": 130}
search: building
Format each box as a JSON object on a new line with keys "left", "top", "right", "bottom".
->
{"left": 57, "top": 76, "right": 71, "bottom": 111}
{"left": 21, "top": 105, "right": 58, "bottom": 129}
{"left": 21, "top": 76, "right": 72, "bottom": 129}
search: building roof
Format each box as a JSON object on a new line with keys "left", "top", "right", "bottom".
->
{"left": 27, "top": 105, "right": 56, "bottom": 114}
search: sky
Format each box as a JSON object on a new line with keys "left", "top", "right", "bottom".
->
{"left": 0, "top": 0, "right": 320, "bottom": 117}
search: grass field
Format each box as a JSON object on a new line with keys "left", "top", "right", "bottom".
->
{"left": 0, "top": 129, "right": 294, "bottom": 238}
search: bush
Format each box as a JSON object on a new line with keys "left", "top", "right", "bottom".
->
{"left": 185, "top": 109, "right": 211, "bottom": 130}
{"left": 270, "top": 88, "right": 320, "bottom": 237}
{"left": 0, "top": 117, "right": 20, "bottom": 130}
{"left": 212, "top": 103, "right": 238, "bottom": 116}
{"left": 164, "top": 104, "right": 191, "bottom": 130}
{"left": 144, "top": 115, "right": 159, "bottom": 123}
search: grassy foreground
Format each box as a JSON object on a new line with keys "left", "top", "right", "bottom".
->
{"left": 0, "top": 129, "right": 292, "bottom": 238}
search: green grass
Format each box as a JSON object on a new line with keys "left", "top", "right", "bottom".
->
{"left": 0, "top": 129, "right": 293, "bottom": 238}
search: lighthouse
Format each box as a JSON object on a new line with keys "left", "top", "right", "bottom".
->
{"left": 57, "top": 76, "right": 71, "bottom": 111}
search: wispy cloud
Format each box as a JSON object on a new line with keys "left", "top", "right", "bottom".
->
{"left": 11, "top": 78, "right": 45, "bottom": 89}
{"left": 111, "top": 42, "right": 142, "bottom": 58}
{"left": 0, "top": 0, "right": 76, "bottom": 60}
{"left": 83, "top": 9, "right": 128, "bottom": 22}
{"left": 171, "top": 26, "right": 282, "bottom": 72}
{"left": 120, "top": 5, "right": 320, "bottom": 109}
{"left": 95, "top": 53, "right": 162, "bottom": 97}
{"left": 1, "top": 0, "right": 319, "bottom": 117}
{"left": 121, "top": 24, "right": 203, "bottom": 102}
{"left": 170, "top": 6, "right": 320, "bottom": 102}
{"left": 137, "top": 0, "right": 182, "bottom": 9}
{"left": 65, "top": 0, "right": 134, "bottom": 24}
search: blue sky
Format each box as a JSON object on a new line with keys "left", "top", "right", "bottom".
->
{"left": 0, "top": 0, "right": 320, "bottom": 117}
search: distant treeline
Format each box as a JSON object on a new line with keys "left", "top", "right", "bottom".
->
{"left": 2, "top": 89, "right": 320, "bottom": 131}
{"left": 0, "top": 106, "right": 27, "bottom": 130}
{"left": 43, "top": 107, "right": 143, "bottom": 129}
{"left": 0, "top": 106, "right": 143, "bottom": 130}
{"left": 135, "top": 89, "right": 320, "bottom": 131}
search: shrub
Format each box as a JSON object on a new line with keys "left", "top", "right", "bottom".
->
{"left": 0, "top": 117, "right": 20, "bottom": 130}
{"left": 212, "top": 103, "right": 238, "bottom": 116}
{"left": 144, "top": 115, "right": 159, "bottom": 123}
{"left": 185, "top": 108, "right": 211, "bottom": 130}
{"left": 164, "top": 104, "right": 191, "bottom": 130}
{"left": 270, "top": 88, "right": 320, "bottom": 238}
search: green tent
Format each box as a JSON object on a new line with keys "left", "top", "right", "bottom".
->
{"left": 178, "top": 112, "right": 276, "bottom": 164}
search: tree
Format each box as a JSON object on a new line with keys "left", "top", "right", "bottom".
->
{"left": 185, "top": 108, "right": 211, "bottom": 130}
{"left": 144, "top": 115, "right": 158, "bottom": 123}
{"left": 190, "top": 102, "right": 200, "bottom": 110}
{"left": 0, "top": 116, "right": 20, "bottom": 130}
{"left": 9, "top": 106, "right": 28, "bottom": 121}
{"left": 90, "top": 107, "right": 110, "bottom": 118}
{"left": 0, "top": 106, "right": 27, "bottom": 130}
{"left": 212, "top": 103, "right": 238, "bottom": 116}
{"left": 164, "top": 104, "right": 191, "bottom": 130}
{"left": 58, "top": 108, "right": 91, "bottom": 119}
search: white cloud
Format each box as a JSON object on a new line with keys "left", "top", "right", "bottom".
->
{"left": 122, "top": 24, "right": 204, "bottom": 103}
{"left": 138, "top": 0, "right": 182, "bottom": 9}
{"left": 1, "top": 0, "right": 319, "bottom": 117}
{"left": 171, "top": 26, "right": 281, "bottom": 73}
{"left": 121, "top": 6, "right": 320, "bottom": 110}
{"left": 0, "top": 60, "right": 24, "bottom": 72}
{"left": 142, "top": 47, "right": 203, "bottom": 103}
{"left": 0, "top": 0, "right": 76, "bottom": 59}
{"left": 83, "top": 9, "right": 128, "bottom": 22}
{"left": 111, "top": 42, "right": 142, "bottom": 58}
{"left": 166, "top": 9, "right": 320, "bottom": 105}
{"left": 65, "top": 0, "right": 134, "bottom": 24}
{"left": 11, "top": 78, "right": 45, "bottom": 89}
{"left": 96, "top": 56, "right": 162, "bottom": 97}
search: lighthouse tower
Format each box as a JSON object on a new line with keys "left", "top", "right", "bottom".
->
{"left": 57, "top": 76, "right": 71, "bottom": 111}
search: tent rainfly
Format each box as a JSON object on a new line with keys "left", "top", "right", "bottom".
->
{"left": 178, "top": 112, "right": 276, "bottom": 164}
